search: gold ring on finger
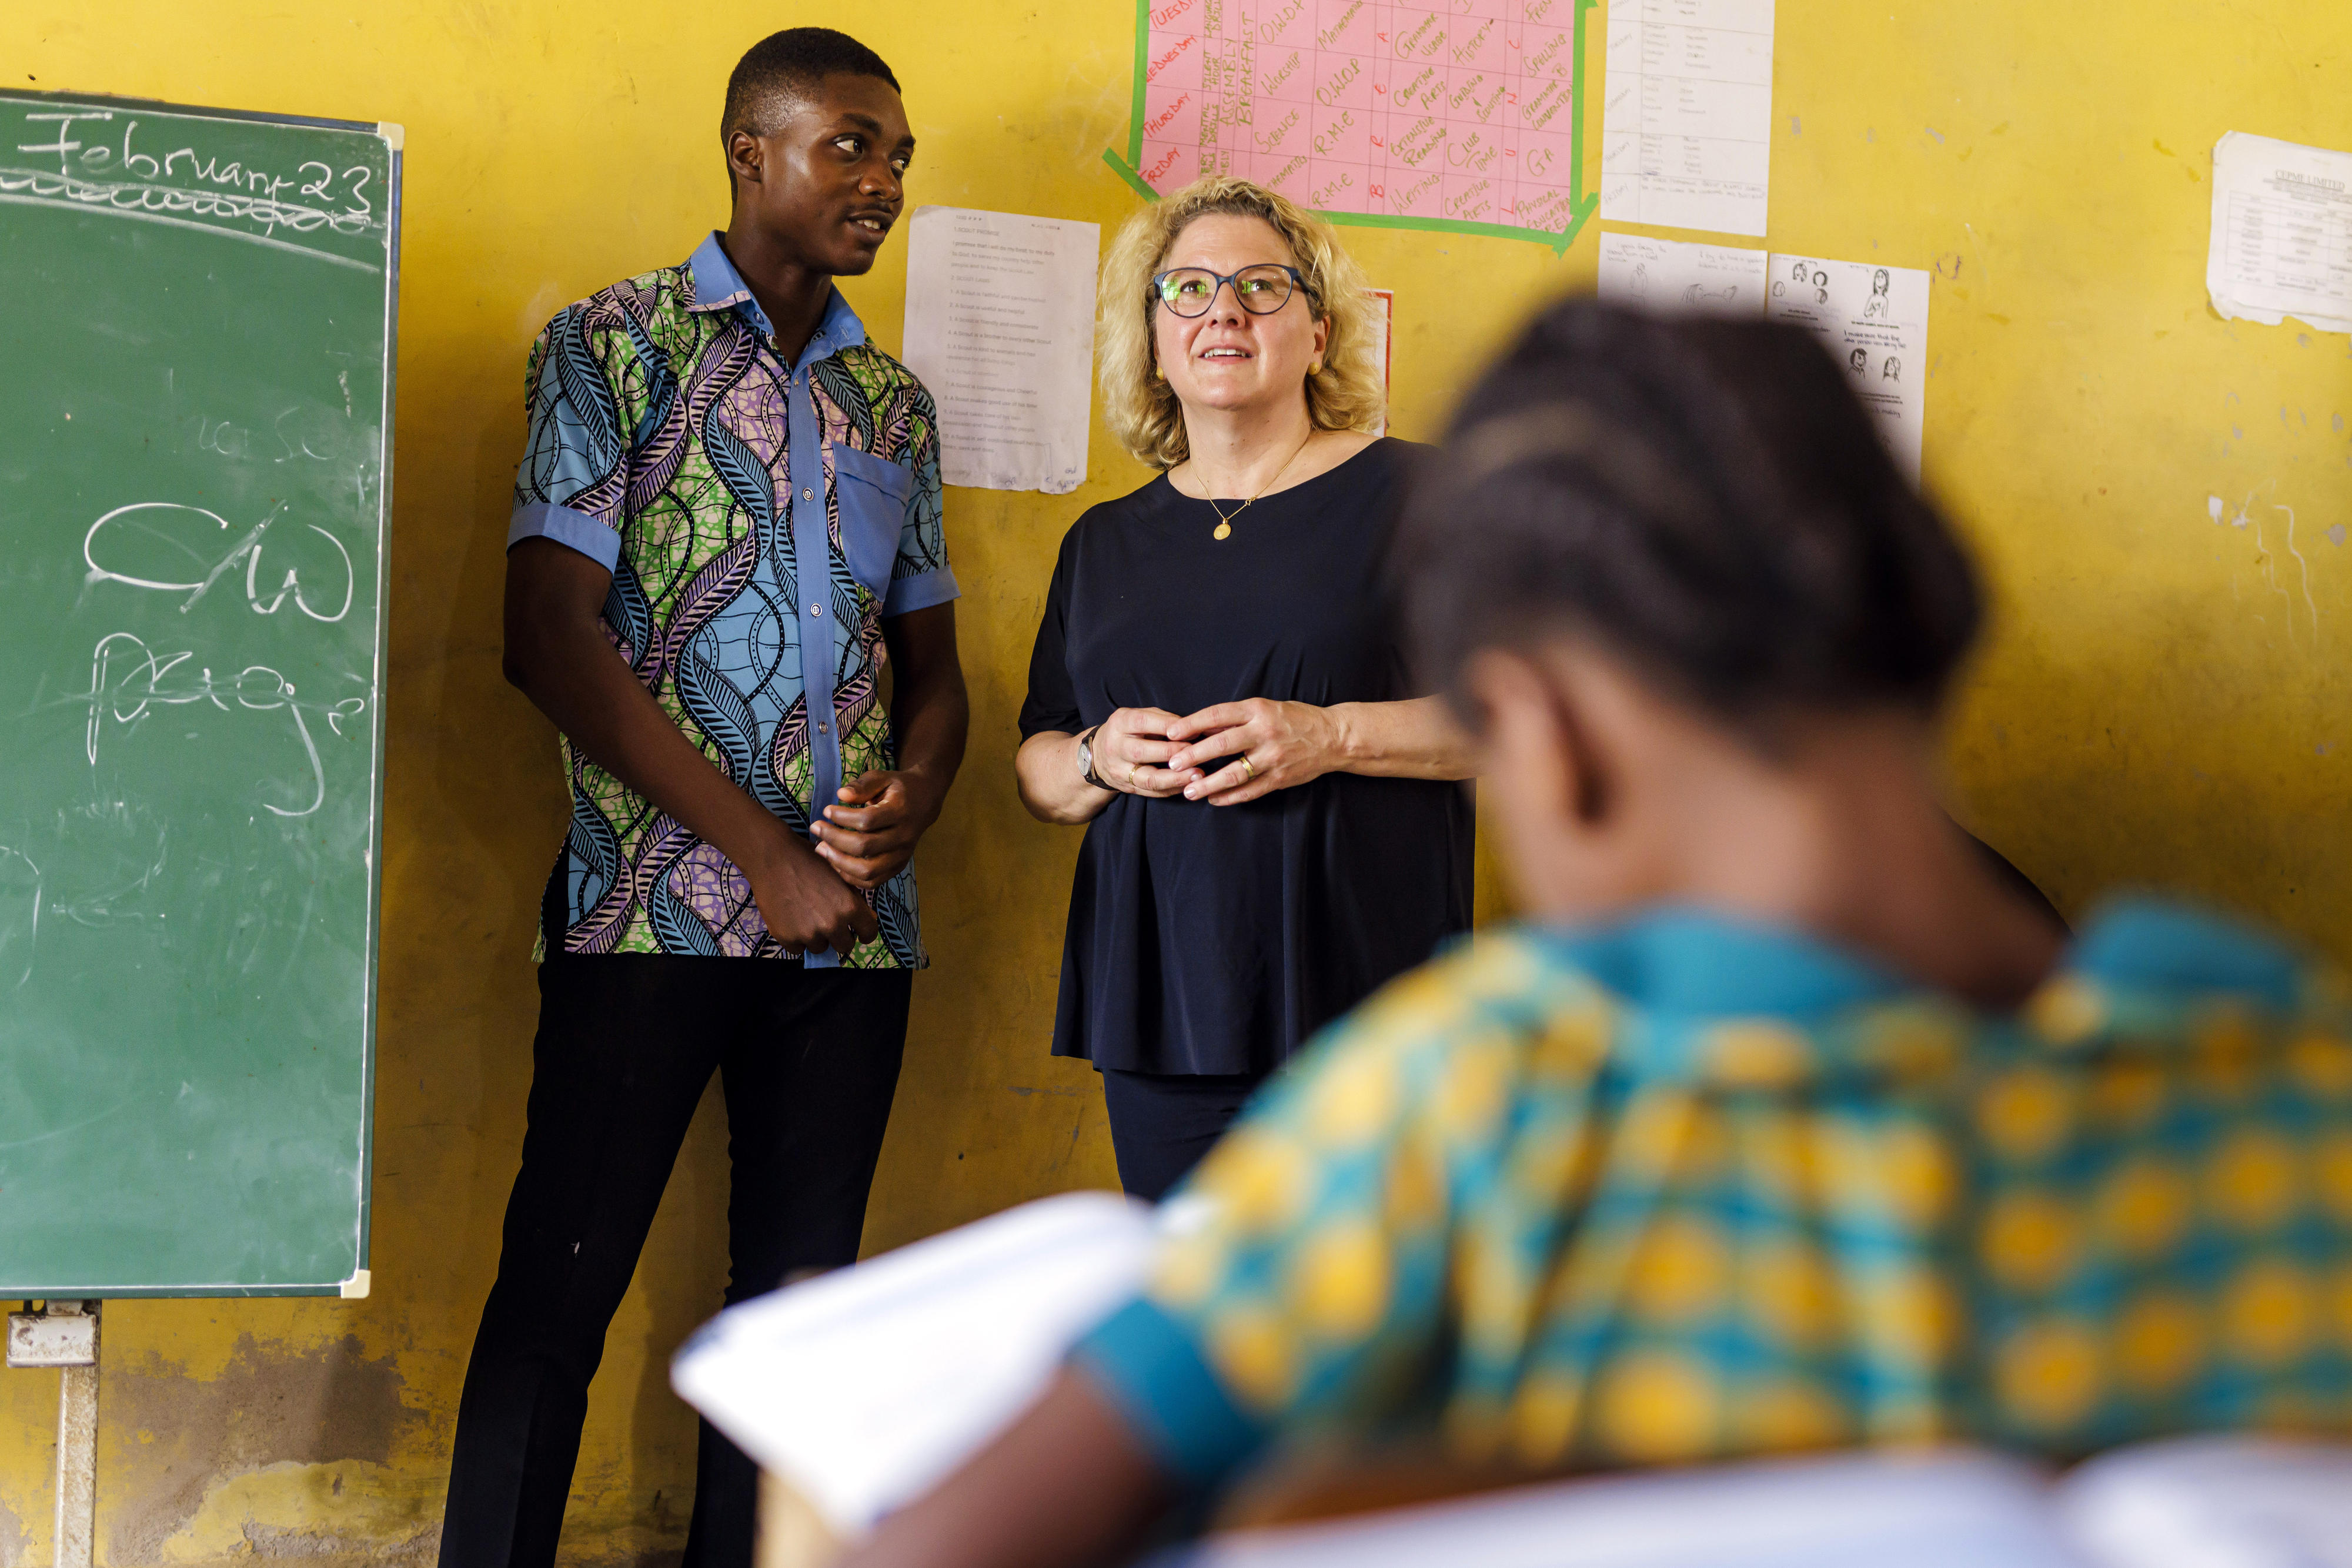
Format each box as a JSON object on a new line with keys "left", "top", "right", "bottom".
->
{"left": 1127, "top": 764, "right": 1140, "bottom": 787}
{"left": 1239, "top": 756, "right": 1257, "bottom": 782}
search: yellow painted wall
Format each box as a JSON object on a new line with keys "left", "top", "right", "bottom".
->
{"left": 2, "top": 1, "right": 2347, "bottom": 1562}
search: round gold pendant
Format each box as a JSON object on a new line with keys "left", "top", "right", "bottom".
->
{"left": 1213, "top": 522, "right": 1232, "bottom": 540}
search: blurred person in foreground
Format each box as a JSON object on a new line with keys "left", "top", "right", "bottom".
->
{"left": 846, "top": 302, "right": 2352, "bottom": 1568}
{"left": 1016, "top": 176, "right": 1477, "bottom": 1202}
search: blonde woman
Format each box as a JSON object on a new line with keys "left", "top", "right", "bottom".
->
{"left": 1015, "top": 177, "right": 1476, "bottom": 1199}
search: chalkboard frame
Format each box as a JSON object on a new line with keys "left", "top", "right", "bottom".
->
{"left": 0, "top": 89, "right": 402, "bottom": 1298}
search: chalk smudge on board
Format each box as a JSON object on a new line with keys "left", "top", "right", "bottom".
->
{"left": 0, "top": 843, "right": 39, "bottom": 986}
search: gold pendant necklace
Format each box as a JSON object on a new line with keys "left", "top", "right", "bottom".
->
{"left": 1192, "top": 430, "right": 1317, "bottom": 541}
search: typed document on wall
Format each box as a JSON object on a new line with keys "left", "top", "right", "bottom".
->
{"left": 1601, "top": 0, "right": 1776, "bottom": 237}
{"left": 2206, "top": 131, "right": 2352, "bottom": 336}
{"left": 902, "top": 206, "right": 1099, "bottom": 494}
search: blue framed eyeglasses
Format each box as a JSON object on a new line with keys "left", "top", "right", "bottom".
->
{"left": 1148, "top": 265, "right": 1309, "bottom": 317}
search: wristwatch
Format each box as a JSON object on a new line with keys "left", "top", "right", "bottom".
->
{"left": 1077, "top": 726, "right": 1110, "bottom": 790}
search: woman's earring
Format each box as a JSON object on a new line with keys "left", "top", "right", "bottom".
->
{"left": 1153, "top": 364, "right": 1166, "bottom": 380}
{"left": 1308, "top": 361, "right": 1324, "bottom": 376}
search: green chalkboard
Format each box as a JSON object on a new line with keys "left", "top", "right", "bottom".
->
{"left": 0, "top": 92, "right": 399, "bottom": 1297}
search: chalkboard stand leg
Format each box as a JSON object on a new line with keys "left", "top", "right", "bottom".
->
{"left": 5, "top": 1300, "right": 99, "bottom": 1568}
{"left": 54, "top": 1302, "right": 98, "bottom": 1568}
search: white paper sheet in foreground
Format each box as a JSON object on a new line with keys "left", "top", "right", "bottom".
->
{"left": 1597, "top": 233, "right": 1769, "bottom": 317}
{"left": 671, "top": 1192, "right": 1156, "bottom": 1535}
{"left": 1765, "top": 256, "right": 1932, "bottom": 484}
{"left": 2057, "top": 1435, "right": 2352, "bottom": 1568}
{"left": 1148, "top": 1449, "right": 2086, "bottom": 1568}
{"left": 901, "top": 206, "right": 1100, "bottom": 494}
{"left": 2207, "top": 132, "right": 2352, "bottom": 336}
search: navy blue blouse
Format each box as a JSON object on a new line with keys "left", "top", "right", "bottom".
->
{"left": 1019, "top": 439, "right": 1476, "bottom": 1075}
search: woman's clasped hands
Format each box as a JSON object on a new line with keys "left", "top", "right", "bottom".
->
{"left": 1095, "top": 698, "right": 1343, "bottom": 805}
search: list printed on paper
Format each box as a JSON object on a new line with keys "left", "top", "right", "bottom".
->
{"left": 1601, "top": 0, "right": 1775, "bottom": 237}
{"left": 901, "top": 207, "right": 1101, "bottom": 496}
{"left": 2207, "top": 131, "right": 2352, "bottom": 337}
{"left": 1122, "top": 0, "right": 1599, "bottom": 246}
{"left": 1766, "top": 256, "right": 1930, "bottom": 483}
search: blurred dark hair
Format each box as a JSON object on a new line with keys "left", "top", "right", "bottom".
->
{"left": 722, "top": 28, "right": 900, "bottom": 148}
{"left": 1396, "top": 300, "right": 1982, "bottom": 734}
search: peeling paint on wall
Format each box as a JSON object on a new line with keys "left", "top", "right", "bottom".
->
{"left": 104, "top": 1333, "right": 420, "bottom": 1565}
{"left": 0, "top": 1495, "right": 31, "bottom": 1568}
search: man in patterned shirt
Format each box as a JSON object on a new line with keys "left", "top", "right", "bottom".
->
{"left": 440, "top": 29, "right": 967, "bottom": 1568}
{"left": 841, "top": 307, "right": 2352, "bottom": 1568}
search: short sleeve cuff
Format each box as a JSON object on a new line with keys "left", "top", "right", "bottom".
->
{"left": 881, "top": 566, "right": 960, "bottom": 618}
{"left": 1068, "top": 1296, "right": 1268, "bottom": 1492}
{"left": 509, "top": 501, "right": 622, "bottom": 571}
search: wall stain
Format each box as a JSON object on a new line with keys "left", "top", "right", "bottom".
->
{"left": 0, "top": 1496, "right": 26, "bottom": 1568}
{"left": 104, "top": 1334, "right": 419, "bottom": 1564}
{"left": 240, "top": 1520, "right": 435, "bottom": 1566}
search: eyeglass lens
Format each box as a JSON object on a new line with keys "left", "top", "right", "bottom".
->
{"left": 1155, "top": 267, "right": 1296, "bottom": 317}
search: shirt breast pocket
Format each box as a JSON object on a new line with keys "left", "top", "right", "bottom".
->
{"left": 831, "top": 444, "right": 914, "bottom": 602}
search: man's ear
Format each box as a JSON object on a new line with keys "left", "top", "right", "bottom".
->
{"left": 726, "top": 129, "right": 765, "bottom": 190}
{"left": 1461, "top": 647, "right": 1609, "bottom": 828}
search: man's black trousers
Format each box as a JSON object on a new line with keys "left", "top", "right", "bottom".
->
{"left": 438, "top": 955, "right": 912, "bottom": 1568}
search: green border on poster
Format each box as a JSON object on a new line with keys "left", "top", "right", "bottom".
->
{"left": 1102, "top": 0, "right": 1600, "bottom": 254}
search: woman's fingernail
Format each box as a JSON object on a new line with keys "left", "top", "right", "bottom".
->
{"left": 1184, "top": 787, "right": 1198, "bottom": 800}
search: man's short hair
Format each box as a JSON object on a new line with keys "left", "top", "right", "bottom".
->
{"left": 721, "top": 28, "right": 901, "bottom": 146}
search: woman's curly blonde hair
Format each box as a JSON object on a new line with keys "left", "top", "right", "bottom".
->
{"left": 1098, "top": 176, "right": 1387, "bottom": 470}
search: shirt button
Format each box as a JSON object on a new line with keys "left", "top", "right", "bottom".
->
{"left": 808, "top": 603, "right": 824, "bottom": 618}
{"left": 802, "top": 489, "right": 814, "bottom": 501}
{"left": 816, "top": 722, "right": 830, "bottom": 734}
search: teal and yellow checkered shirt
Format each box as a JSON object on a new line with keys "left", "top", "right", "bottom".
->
{"left": 1071, "top": 900, "right": 2352, "bottom": 1488}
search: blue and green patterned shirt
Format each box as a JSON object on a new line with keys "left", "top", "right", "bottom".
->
{"left": 509, "top": 232, "right": 956, "bottom": 967}
{"left": 1074, "top": 900, "right": 2352, "bottom": 1486}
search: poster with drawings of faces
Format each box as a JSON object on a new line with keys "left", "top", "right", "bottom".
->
{"left": 1765, "top": 255, "right": 1931, "bottom": 483}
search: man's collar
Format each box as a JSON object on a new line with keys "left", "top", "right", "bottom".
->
{"left": 684, "top": 230, "right": 867, "bottom": 362}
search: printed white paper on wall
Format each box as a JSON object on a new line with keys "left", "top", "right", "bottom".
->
{"left": 2207, "top": 131, "right": 2352, "bottom": 336}
{"left": 1765, "top": 256, "right": 1932, "bottom": 483}
{"left": 1364, "top": 287, "right": 1393, "bottom": 438}
{"left": 1601, "top": 0, "right": 1776, "bottom": 238}
{"left": 901, "top": 206, "right": 1099, "bottom": 494}
{"left": 1597, "top": 232, "right": 1769, "bottom": 316}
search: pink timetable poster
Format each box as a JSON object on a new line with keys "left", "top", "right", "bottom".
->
{"left": 1124, "top": 0, "right": 1598, "bottom": 245}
